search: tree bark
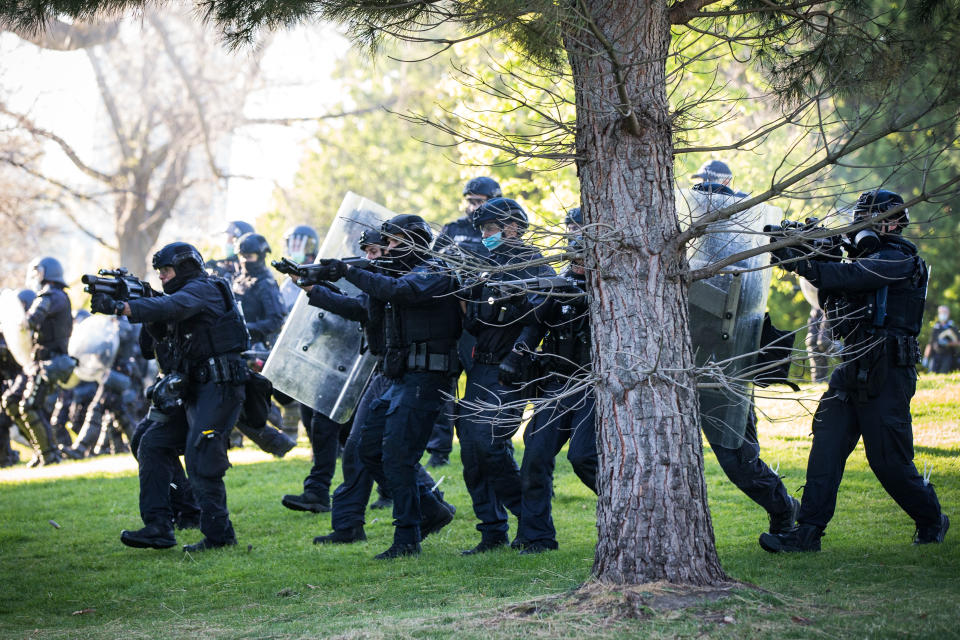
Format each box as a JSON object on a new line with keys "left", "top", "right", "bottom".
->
{"left": 566, "top": 0, "right": 727, "bottom": 585}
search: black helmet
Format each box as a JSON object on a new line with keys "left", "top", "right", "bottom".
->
{"left": 283, "top": 224, "right": 320, "bottom": 259}
{"left": 564, "top": 207, "right": 583, "bottom": 227}
{"left": 381, "top": 214, "right": 434, "bottom": 250}
{"left": 224, "top": 220, "right": 255, "bottom": 239}
{"left": 463, "top": 176, "right": 502, "bottom": 199}
{"left": 30, "top": 257, "right": 66, "bottom": 286}
{"left": 471, "top": 197, "right": 529, "bottom": 234}
{"left": 358, "top": 229, "right": 387, "bottom": 250}
{"left": 17, "top": 288, "right": 37, "bottom": 311}
{"left": 853, "top": 189, "right": 908, "bottom": 230}
{"left": 237, "top": 232, "right": 271, "bottom": 256}
{"left": 691, "top": 159, "right": 733, "bottom": 183}
{"left": 152, "top": 242, "right": 204, "bottom": 271}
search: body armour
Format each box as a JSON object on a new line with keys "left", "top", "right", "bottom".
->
{"left": 539, "top": 271, "right": 591, "bottom": 374}
{"left": 26, "top": 284, "right": 72, "bottom": 360}
{"left": 140, "top": 277, "right": 250, "bottom": 374}
{"left": 232, "top": 264, "right": 285, "bottom": 345}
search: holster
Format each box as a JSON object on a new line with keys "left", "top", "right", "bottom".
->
{"left": 406, "top": 343, "right": 459, "bottom": 376}
{"left": 893, "top": 335, "right": 921, "bottom": 367}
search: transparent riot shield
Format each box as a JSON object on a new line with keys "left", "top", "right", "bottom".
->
{"left": 262, "top": 192, "right": 391, "bottom": 423}
{"left": 0, "top": 288, "right": 34, "bottom": 367}
{"left": 678, "top": 189, "right": 781, "bottom": 449}
{"left": 68, "top": 314, "right": 120, "bottom": 382}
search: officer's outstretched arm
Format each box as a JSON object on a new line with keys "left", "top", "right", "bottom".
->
{"left": 343, "top": 267, "right": 452, "bottom": 305}
{"left": 807, "top": 251, "right": 917, "bottom": 292}
{"left": 126, "top": 282, "right": 208, "bottom": 324}
{"left": 306, "top": 286, "right": 368, "bottom": 323}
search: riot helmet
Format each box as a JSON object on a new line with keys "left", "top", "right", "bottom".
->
{"left": 17, "top": 288, "right": 37, "bottom": 311}
{"left": 380, "top": 214, "right": 433, "bottom": 270}
{"left": 283, "top": 224, "right": 319, "bottom": 263}
{"left": 692, "top": 159, "right": 733, "bottom": 185}
{"left": 152, "top": 242, "right": 205, "bottom": 294}
{"left": 223, "top": 220, "right": 255, "bottom": 258}
{"left": 853, "top": 189, "right": 908, "bottom": 230}
{"left": 358, "top": 229, "right": 388, "bottom": 260}
{"left": 463, "top": 176, "right": 502, "bottom": 199}
{"left": 565, "top": 207, "right": 583, "bottom": 231}
{"left": 28, "top": 256, "right": 66, "bottom": 288}
{"left": 471, "top": 197, "right": 529, "bottom": 236}
{"left": 237, "top": 233, "right": 271, "bottom": 257}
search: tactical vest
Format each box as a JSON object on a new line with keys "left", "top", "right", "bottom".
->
{"left": 540, "top": 277, "right": 591, "bottom": 373}
{"left": 155, "top": 277, "right": 250, "bottom": 372}
{"left": 382, "top": 261, "right": 462, "bottom": 377}
{"left": 31, "top": 285, "right": 72, "bottom": 358}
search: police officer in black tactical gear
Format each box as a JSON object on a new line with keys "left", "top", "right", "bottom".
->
{"left": 508, "top": 234, "right": 598, "bottom": 554}
{"left": 425, "top": 177, "right": 503, "bottom": 469}
{"left": 314, "top": 214, "right": 461, "bottom": 559}
{"left": 302, "top": 230, "right": 452, "bottom": 546}
{"left": 2, "top": 258, "right": 73, "bottom": 467}
{"left": 95, "top": 242, "right": 249, "bottom": 552}
{"left": 206, "top": 220, "right": 255, "bottom": 283}
{"left": 227, "top": 232, "right": 296, "bottom": 458}
{"left": 759, "top": 190, "right": 950, "bottom": 553}
{"left": 458, "top": 197, "right": 555, "bottom": 555}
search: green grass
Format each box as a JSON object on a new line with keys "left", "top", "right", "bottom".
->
{"left": 1, "top": 375, "right": 958, "bottom": 638}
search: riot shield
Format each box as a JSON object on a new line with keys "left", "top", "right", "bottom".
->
{"left": 68, "top": 314, "right": 120, "bottom": 382}
{"left": 262, "top": 192, "right": 390, "bottom": 423}
{"left": 0, "top": 288, "right": 34, "bottom": 367}
{"left": 678, "top": 189, "right": 781, "bottom": 449}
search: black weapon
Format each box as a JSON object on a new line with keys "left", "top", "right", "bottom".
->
{"left": 479, "top": 274, "right": 588, "bottom": 306}
{"left": 271, "top": 256, "right": 371, "bottom": 285}
{"left": 81, "top": 268, "right": 154, "bottom": 301}
{"left": 764, "top": 218, "right": 845, "bottom": 261}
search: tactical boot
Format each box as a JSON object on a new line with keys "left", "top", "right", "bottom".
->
{"left": 461, "top": 535, "right": 509, "bottom": 556}
{"left": 313, "top": 526, "right": 367, "bottom": 545}
{"left": 282, "top": 491, "right": 331, "bottom": 513}
{"left": 426, "top": 452, "right": 449, "bottom": 468}
{"left": 369, "top": 496, "right": 392, "bottom": 510}
{"left": 914, "top": 514, "right": 950, "bottom": 545}
{"left": 510, "top": 535, "right": 529, "bottom": 551}
{"left": 60, "top": 445, "right": 86, "bottom": 460}
{"left": 519, "top": 540, "right": 557, "bottom": 555}
{"left": 420, "top": 503, "right": 455, "bottom": 540}
{"left": 121, "top": 525, "right": 176, "bottom": 549}
{"left": 183, "top": 537, "right": 238, "bottom": 552}
{"left": 769, "top": 496, "right": 801, "bottom": 535}
{"left": 374, "top": 542, "right": 421, "bottom": 560}
{"left": 759, "top": 523, "right": 823, "bottom": 553}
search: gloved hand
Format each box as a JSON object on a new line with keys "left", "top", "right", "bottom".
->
{"left": 91, "top": 293, "right": 124, "bottom": 315}
{"left": 498, "top": 348, "right": 526, "bottom": 386}
{"left": 318, "top": 258, "right": 348, "bottom": 281}
{"left": 769, "top": 245, "right": 813, "bottom": 278}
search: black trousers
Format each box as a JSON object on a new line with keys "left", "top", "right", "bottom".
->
{"left": 708, "top": 405, "right": 793, "bottom": 516}
{"left": 136, "top": 380, "right": 244, "bottom": 542}
{"left": 798, "top": 366, "right": 942, "bottom": 531}
{"left": 358, "top": 371, "right": 452, "bottom": 545}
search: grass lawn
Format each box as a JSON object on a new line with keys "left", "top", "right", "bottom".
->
{"left": 1, "top": 374, "right": 957, "bottom": 639}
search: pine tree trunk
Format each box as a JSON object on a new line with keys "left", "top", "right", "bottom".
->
{"left": 567, "top": 0, "right": 727, "bottom": 586}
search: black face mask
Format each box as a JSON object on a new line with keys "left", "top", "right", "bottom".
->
{"left": 162, "top": 263, "right": 203, "bottom": 294}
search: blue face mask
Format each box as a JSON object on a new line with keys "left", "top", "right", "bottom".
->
{"left": 482, "top": 232, "right": 504, "bottom": 250}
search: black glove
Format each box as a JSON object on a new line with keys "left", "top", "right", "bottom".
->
{"left": 770, "top": 245, "right": 814, "bottom": 279}
{"left": 318, "top": 258, "right": 348, "bottom": 281}
{"left": 498, "top": 348, "right": 526, "bottom": 386}
{"left": 91, "top": 293, "right": 124, "bottom": 315}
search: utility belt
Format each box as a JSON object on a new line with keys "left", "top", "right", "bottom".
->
{"left": 188, "top": 355, "right": 248, "bottom": 385}
{"left": 383, "top": 344, "right": 459, "bottom": 378}
{"left": 473, "top": 350, "right": 503, "bottom": 365}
